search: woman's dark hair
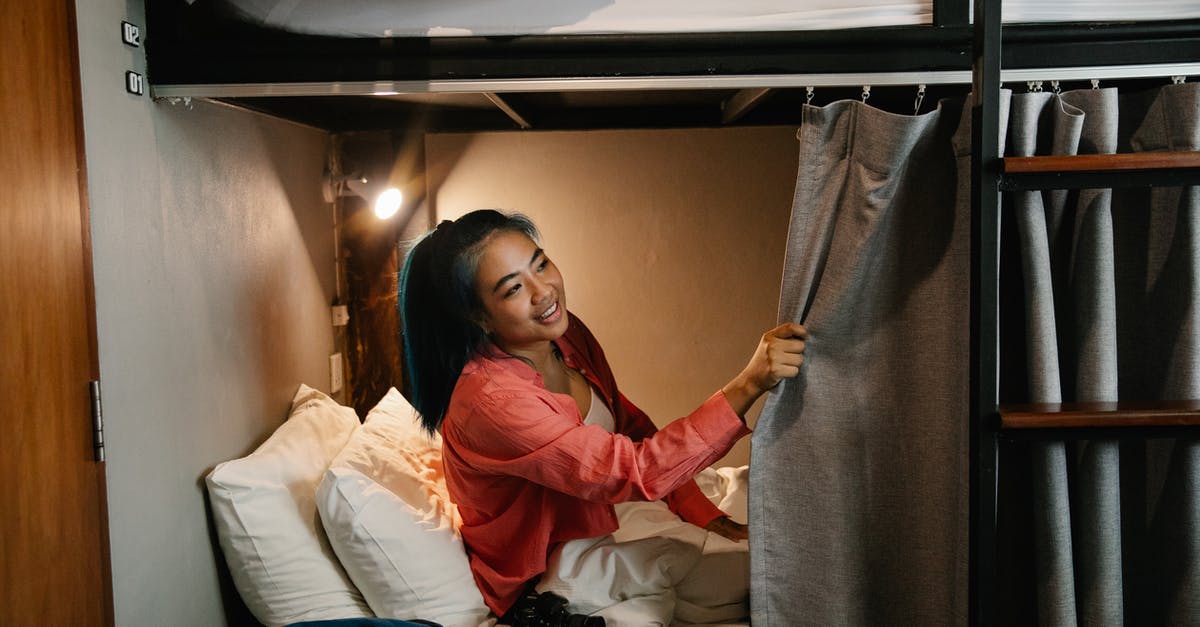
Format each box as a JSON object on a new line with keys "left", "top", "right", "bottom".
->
{"left": 400, "top": 209, "right": 540, "bottom": 433}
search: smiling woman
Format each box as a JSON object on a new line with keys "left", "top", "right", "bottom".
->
{"left": 398, "top": 209, "right": 806, "bottom": 626}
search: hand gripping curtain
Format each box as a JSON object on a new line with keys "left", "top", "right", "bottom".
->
{"left": 750, "top": 99, "right": 971, "bottom": 625}
{"left": 1001, "top": 83, "right": 1199, "bottom": 626}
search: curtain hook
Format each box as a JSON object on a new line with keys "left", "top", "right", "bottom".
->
{"left": 913, "top": 84, "right": 927, "bottom": 114}
{"left": 1051, "top": 80, "right": 1061, "bottom": 95}
{"left": 1090, "top": 79, "right": 1100, "bottom": 90}
{"left": 805, "top": 86, "right": 815, "bottom": 105}
{"left": 1172, "top": 75, "right": 1187, "bottom": 85}
{"left": 861, "top": 85, "right": 871, "bottom": 103}
{"left": 1025, "top": 81, "right": 1044, "bottom": 93}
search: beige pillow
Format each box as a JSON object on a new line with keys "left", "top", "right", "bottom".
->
{"left": 317, "top": 388, "right": 492, "bottom": 627}
{"left": 207, "top": 384, "right": 372, "bottom": 626}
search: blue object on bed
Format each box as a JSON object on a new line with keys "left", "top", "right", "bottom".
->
{"left": 285, "top": 614, "right": 441, "bottom": 619}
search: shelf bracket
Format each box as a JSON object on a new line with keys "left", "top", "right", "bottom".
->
{"left": 721, "top": 88, "right": 773, "bottom": 124}
{"left": 484, "top": 92, "right": 533, "bottom": 129}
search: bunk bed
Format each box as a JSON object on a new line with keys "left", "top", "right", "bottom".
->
{"left": 149, "top": 2, "right": 1200, "bottom": 131}
{"left": 150, "top": 1, "right": 1200, "bottom": 624}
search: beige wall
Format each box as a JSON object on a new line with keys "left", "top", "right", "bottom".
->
{"left": 426, "top": 126, "right": 798, "bottom": 467}
{"left": 77, "top": 2, "right": 337, "bottom": 623}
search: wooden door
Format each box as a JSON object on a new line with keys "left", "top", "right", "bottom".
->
{"left": 0, "top": 1, "right": 114, "bottom": 624}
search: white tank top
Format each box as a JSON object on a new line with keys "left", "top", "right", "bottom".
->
{"left": 582, "top": 386, "right": 616, "bottom": 434}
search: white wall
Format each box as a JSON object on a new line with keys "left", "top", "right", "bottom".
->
{"left": 427, "top": 127, "right": 798, "bottom": 467}
{"left": 76, "top": 1, "right": 337, "bottom": 624}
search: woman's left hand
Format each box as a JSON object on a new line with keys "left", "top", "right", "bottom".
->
{"left": 704, "top": 516, "right": 749, "bottom": 542}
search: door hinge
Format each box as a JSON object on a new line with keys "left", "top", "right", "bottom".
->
{"left": 89, "top": 380, "right": 105, "bottom": 462}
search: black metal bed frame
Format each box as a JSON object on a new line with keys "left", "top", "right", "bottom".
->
{"left": 969, "top": 2, "right": 1200, "bottom": 625}
{"left": 147, "top": 2, "right": 1198, "bottom": 85}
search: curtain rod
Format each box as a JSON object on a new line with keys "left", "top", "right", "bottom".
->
{"left": 152, "top": 62, "right": 1200, "bottom": 99}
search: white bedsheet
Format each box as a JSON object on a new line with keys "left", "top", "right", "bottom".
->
{"left": 534, "top": 466, "right": 751, "bottom": 627}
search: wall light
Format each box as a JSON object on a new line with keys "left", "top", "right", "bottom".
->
{"left": 323, "top": 169, "right": 404, "bottom": 220}
{"left": 373, "top": 188, "right": 403, "bottom": 220}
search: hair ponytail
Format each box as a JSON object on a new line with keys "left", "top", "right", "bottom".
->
{"left": 399, "top": 210, "right": 539, "bottom": 433}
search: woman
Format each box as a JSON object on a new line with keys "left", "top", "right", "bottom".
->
{"left": 400, "top": 210, "right": 806, "bottom": 626}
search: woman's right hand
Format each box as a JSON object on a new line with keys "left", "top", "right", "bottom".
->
{"left": 722, "top": 322, "right": 808, "bottom": 417}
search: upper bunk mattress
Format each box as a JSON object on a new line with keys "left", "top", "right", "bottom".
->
{"left": 211, "top": 0, "right": 1200, "bottom": 38}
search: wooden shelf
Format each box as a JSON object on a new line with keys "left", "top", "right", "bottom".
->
{"left": 1002, "top": 151, "right": 1200, "bottom": 174}
{"left": 999, "top": 400, "right": 1200, "bottom": 430}
{"left": 999, "top": 152, "right": 1200, "bottom": 190}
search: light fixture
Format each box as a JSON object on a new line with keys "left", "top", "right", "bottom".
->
{"left": 323, "top": 169, "right": 404, "bottom": 220}
{"left": 373, "top": 188, "right": 403, "bottom": 220}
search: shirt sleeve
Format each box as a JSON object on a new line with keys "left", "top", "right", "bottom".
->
{"left": 615, "top": 391, "right": 729, "bottom": 528}
{"left": 447, "top": 388, "right": 749, "bottom": 507}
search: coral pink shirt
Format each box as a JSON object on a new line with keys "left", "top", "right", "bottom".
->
{"left": 441, "top": 313, "right": 750, "bottom": 615}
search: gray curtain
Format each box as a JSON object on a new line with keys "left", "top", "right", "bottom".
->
{"left": 1003, "top": 82, "right": 1200, "bottom": 626}
{"left": 751, "top": 82, "right": 1198, "bottom": 626}
{"left": 750, "top": 98, "right": 970, "bottom": 626}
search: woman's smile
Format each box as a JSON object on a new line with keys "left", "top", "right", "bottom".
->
{"left": 537, "top": 301, "right": 562, "bottom": 323}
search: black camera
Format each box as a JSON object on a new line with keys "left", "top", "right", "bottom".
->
{"left": 505, "top": 590, "right": 606, "bottom": 627}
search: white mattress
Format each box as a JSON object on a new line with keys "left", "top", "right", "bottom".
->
{"left": 1000, "top": 1, "right": 1200, "bottom": 23}
{"left": 218, "top": 0, "right": 932, "bottom": 37}
{"left": 214, "top": 0, "right": 1200, "bottom": 38}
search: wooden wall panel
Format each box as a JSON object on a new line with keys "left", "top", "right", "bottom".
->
{"left": 340, "top": 132, "right": 426, "bottom": 415}
{"left": 0, "top": 1, "right": 113, "bottom": 624}
{"left": 344, "top": 198, "right": 406, "bottom": 414}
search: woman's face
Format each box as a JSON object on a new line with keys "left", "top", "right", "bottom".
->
{"left": 472, "top": 230, "right": 569, "bottom": 353}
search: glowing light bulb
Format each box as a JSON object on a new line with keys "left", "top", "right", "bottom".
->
{"left": 374, "top": 188, "right": 402, "bottom": 220}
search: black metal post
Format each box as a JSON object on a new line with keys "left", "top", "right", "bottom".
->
{"left": 969, "top": 0, "right": 1002, "bottom": 625}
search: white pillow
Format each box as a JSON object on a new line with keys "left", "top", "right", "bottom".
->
{"left": 317, "top": 387, "right": 492, "bottom": 627}
{"left": 206, "top": 384, "right": 372, "bottom": 627}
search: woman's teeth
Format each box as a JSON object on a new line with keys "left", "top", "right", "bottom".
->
{"left": 539, "top": 302, "right": 558, "bottom": 320}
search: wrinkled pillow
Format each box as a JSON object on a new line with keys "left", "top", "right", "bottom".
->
{"left": 206, "top": 384, "right": 372, "bottom": 627}
{"left": 317, "top": 388, "right": 491, "bottom": 627}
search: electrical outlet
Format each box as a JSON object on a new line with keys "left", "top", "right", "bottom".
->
{"left": 331, "top": 304, "right": 349, "bottom": 327}
{"left": 329, "top": 353, "right": 344, "bottom": 394}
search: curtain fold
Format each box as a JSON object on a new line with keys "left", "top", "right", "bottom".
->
{"left": 1006, "top": 87, "right": 1126, "bottom": 626}
{"left": 750, "top": 98, "right": 969, "bottom": 626}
